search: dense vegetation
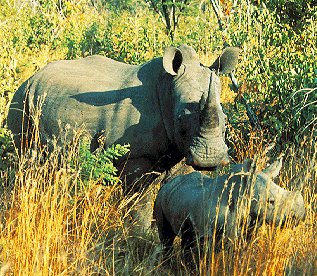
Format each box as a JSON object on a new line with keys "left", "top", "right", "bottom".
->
{"left": 0, "top": 0, "right": 316, "bottom": 274}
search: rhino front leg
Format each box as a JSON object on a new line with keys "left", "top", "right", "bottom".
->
{"left": 130, "top": 190, "right": 155, "bottom": 235}
{"left": 154, "top": 203, "right": 176, "bottom": 262}
{"left": 119, "top": 158, "right": 157, "bottom": 235}
{"left": 180, "top": 218, "right": 199, "bottom": 266}
{"left": 119, "top": 157, "right": 157, "bottom": 191}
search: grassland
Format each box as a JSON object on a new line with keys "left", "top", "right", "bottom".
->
{"left": 0, "top": 128, "right": 315, "bottom": 275}
{"left": 0, "top": 0, "right": 316, "bottom": 275}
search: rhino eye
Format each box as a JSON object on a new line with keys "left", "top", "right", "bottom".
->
{"left": 177, "top": 109, "right": 192, "bottom": 121}
{"left": 267, "top": 199, "right": 275, "bottom": 205}
{"left": 181, "top": 108, "right": 192, "bottom": 116}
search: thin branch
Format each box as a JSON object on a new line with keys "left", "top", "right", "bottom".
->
{"left": 162, "top": 0, "right": 173, "bottom": 38}
{"left": 210, "top": 0, "right": 224, "bottom": 31}
{"left": 211, "top": 0, "right": 261, "bottom": 130}
{"left": 145, "top": 0, "right": 165, "bottom": 25}
{"left": 230, "top": 73, "right": 261, "bottom": 130}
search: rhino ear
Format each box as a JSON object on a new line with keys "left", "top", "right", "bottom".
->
{"left": 230, "top": 159, "right": 253, "bottom": 174}
{"left": 244, "top": 159, "right": 253, "bottom": 172}
{"left": 210, "top": 47, "right": 240, "bottom": 74}
{"left": 163, "top": 46, "right": 183, "bottom": 76}
{"left": 263, "top": 157, "right": 283, "bottom": 179}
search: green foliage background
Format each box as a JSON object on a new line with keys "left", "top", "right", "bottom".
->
{"left": 0, "top": 0, "right": 316, "bottom": 151}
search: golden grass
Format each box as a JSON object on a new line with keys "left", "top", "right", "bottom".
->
{"left": 0, "top": 126, "right": 315, "bottom": 275}
{"left": 0, "top": 80, "right": 315, "bottom": 276}
{"left": 0, "top": 1, "right": 315, "bottom": 274}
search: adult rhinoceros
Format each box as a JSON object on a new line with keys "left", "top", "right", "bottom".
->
{"left": 7, "top": 45, "right": 239, "bottom": 182}
{"left": 7, "top": 45, "right": 239, "bottom": 232}
{"left": 154, "top": 158, "right": 306, "bottom": 264}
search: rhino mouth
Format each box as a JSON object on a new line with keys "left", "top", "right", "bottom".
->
{"left": 269, "top": 209, "right": 306, "bottom": 228}
{"left": 186, "top": 137, "right": 229, "bottom": 168}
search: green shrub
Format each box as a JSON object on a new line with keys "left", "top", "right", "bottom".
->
{"left": 264, "top": 0, "right": 317, "bottom": 30}
{"left": 75, "top": 138, "right": 130, "bottom": 185}
{"left": 287, "top": 88, "right": 317, "bottom": 143}
{"left": 0, "top": 127, "right": 17, "bottom": 171}
{"left": 223, "top": 1, "right": 317, "bottom": 146}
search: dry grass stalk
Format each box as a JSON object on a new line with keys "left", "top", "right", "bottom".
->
{"left": 0, "top": 115, "right": 315, "bottom": 275}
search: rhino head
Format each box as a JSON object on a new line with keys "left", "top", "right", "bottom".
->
{"left": 249, "top": 158, "right": 306, "bottom": 227}
{"left": 159, "top": 45, "right": 240, "bottom": 168}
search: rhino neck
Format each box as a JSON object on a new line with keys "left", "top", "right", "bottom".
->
{"left": 155, "top": 58, "right": 177, "bottom": 145}
{"left": 222, "top": 172, "right": 249, "bottom": 195}
{"left": 138, "top": 57, "right": 164, "bottom": 83}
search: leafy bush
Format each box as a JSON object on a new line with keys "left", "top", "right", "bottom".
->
{"left": 0, "top": 127, "right": 17, "bottom": 174}
{"left": 91, "top": 0, "right": 142, "bottom": 13}
{"left": 76, "top": 138, "right": 130, "bottom": 185}
{"left": 223, "top": 1, "right": 317, "bottom": 146}
{"left": 264, "top": 0, "right": 317, "bottom": 30}
{"left": 287, "top": 88, "right": 317, "bottom": 142}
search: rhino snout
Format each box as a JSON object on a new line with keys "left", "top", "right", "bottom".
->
{"left": 186, "top": 147, "right": 230, "bottom": 168}
{"left": 186, "top": 135, "right": 230, "bottom": 168}
{"left": 290, "top": 191, "right": 306, "bottom": 221}
{"left": 277, "top": 191, "right": 306, "bottom": 227}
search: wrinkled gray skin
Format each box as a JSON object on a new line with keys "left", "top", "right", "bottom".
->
{"left": 7, "top": 45, "right": 239, "bottom": 233}
{"left": 7, "top": 45, "right": 239, "bottom": 180}
{"left": 154, "top": 158, "right": 306, "bottom": 263}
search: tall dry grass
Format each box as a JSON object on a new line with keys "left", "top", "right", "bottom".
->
{"left": 0, "top": 90, "right": 316, "bottom": 275}
{"left": 0, "top": 1, "right": 315, "bottom": 274}
{"left": 0, "top": 127, "right": 315, "bottom": 275}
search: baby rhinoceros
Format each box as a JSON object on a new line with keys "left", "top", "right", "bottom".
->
{"left": 154, "top": 158, "right": 306, "bottom": 263}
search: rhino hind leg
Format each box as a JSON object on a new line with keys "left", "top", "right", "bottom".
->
{"left": 6, "top": 82, "right": 32, "bottom": 151}
{"left": 161, "top": 222, "right": 176, "bottom": 261}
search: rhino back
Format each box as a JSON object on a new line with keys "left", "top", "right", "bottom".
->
{"left": 158, "top": 171, "right": 245, "bottom": 237}
{"left": 158, "top": 172, "right": 218, "bottom": 235}
{"left": 13, "top": 55, "right": 169, "bottom": 159}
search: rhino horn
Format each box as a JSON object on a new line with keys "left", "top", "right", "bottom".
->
{"left": 210, "top": 47, "right": 240, "bottom": 74}
{"left": 200, "top": 72, "right": 220, "bottom": 129}
{"left": 263, "top": 157, "right": 283, "bottom": 178}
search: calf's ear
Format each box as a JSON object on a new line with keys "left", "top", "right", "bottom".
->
{"left": 210, "top": 47, "right": 240, "bottom": 74}
{"left": 263, "top": 157, "right": 283, "bottom": 179}
{"left": 244, "top": 159, "right": 253, "bottom": 172}
{"left": 163, "top": 46, "right": 183, "bottom": 76}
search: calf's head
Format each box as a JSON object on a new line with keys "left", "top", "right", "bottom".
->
{"left": 248, "top": 158, "right": 306, "bottom": 227}
{"left": 159, "top": 45, "right": 240, "bottom": 168}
